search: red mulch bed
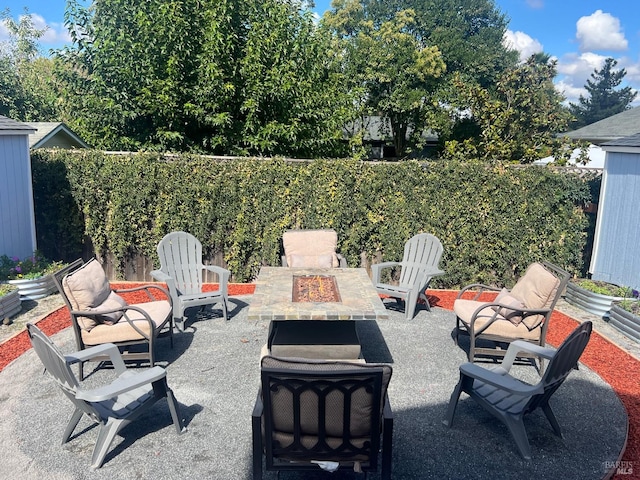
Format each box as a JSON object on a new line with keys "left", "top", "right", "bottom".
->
{"left": 2, "top": 285, "right": 637, "bottom": 476}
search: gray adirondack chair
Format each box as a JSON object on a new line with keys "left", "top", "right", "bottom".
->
{"left": 371, "top": 233, "right": 444, "bottom": 319}
{"left": 27, "top": 323, "right": 185, "bottom": 469}
{"left": 443, "top": 321, "right": 592, "bottom": 460}
{"left": 152, "top": 231, "right": 230, "bottom": 331}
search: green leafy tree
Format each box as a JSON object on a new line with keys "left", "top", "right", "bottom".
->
{"left": 323, "top": 0, "right": 517, "bottom": 157}
{"left": 444, "top": 57, "right": 578, "bottom": 164}
{"left": 0, "top": 9, "right": 61, "bottom": 121}
{"left": 323, "top": 1, "right": 446, "bottom": 157}
{"left": 569, "top": 57, "right": 637, "bottom": 128}
{"left": 59, "top": 0, "right": 353, "bottom": 157}
{"left": 363, "top": 0, "right": 517, "bottom": 89}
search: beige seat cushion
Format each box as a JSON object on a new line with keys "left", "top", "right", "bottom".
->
{"left": 62, "top": 259, "right": 128, "bottom": 330}
{"left": 261, "top": 356, "right": 392, "bottom": 440}
{"left": 283, "top": 229, "right": 340, "bottom": 268}
{"left": 81, "top": 300, "right": 171, "bottom": 345}
{"left": 454, "top": 299, "right": 541, "bottom": 341}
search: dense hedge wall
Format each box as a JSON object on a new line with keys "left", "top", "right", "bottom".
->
{"left": 31, "top": 150, "right": 596, "bottom": 287}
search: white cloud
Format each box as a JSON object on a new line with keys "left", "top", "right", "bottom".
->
{"left": 557, "top": 51, "right": 607, "bottom": 77}
{"left": 0, "top": 13, "right": 71, "bottom": 50}
{"left": 555, "top": 52, "right": 607, "bottom": 103}
{"left": 526, "top": 0, "right": 544, "bottom": 9}
{"left": 554, "top": 52, "right": 640, "bottom": 106}
{"left": 503, "top": 30, "right": 543, "bottom": 62}
{"left": 554, "top": 79, "right": 586, "bottom": 104}
{"left": 576, "top": 10, "right": 628, "bottom": 52}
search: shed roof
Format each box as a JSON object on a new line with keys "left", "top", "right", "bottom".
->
{"left": 25, "top": 122, "right": 89, "bottom": 149}
{"left": 563, "top": 107, "right": 640, "bottom": 144}
{"left": 0, "top": 115, "right": 36, "bottom": 135}
{"left": 601, "top": 132, "right": 640, "bottom": 153}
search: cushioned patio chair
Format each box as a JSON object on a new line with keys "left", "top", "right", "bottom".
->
{"left": 281, "top": 229, "right": 348, "bottom": 268}
{"left": 371, "top": 233, "right": 444, "bottom": 319}
{"left": 151, "top": 231, "right": 230, "bottom": 331}
{"left": 454, "top": 261, "right": 570, "bottom": 370}
{"left": 53, "top": 258, "right": 173, "bottom": 380}
{"left": 252, "top": 356, "right": 393, "bottom": 480}
{"left": 27, "top": 323, "right": 185, "bottom": 469}
{"left": 443, "top": 321, "right": 592, "bottom": 460}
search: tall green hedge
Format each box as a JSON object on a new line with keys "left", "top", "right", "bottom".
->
{"left": 31, "top": 150, "right": 596, "bottom": 287}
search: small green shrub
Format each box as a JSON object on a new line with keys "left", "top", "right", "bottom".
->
{"left": 0, "top": 284, "right": 17, "bottom": 297}
{"left": 0, "top": 253, "right": 66, "bottom": 281}
{"left": 575, "top": 279, "right": 631, "bottom": 298}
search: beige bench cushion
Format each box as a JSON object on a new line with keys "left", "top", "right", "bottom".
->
{"left": 283, "top": 229, "right": 340, "bottom": 268}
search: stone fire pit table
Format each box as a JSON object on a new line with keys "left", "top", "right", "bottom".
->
{"left": 247, "top": 267, "right": 389, "bottom": 360}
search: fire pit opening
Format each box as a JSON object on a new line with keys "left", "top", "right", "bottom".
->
{"left": 292, "top": 275, "right": 342, "bottom": 303}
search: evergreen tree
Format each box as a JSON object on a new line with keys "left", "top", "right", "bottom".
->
{"left": 569, "top": 58, "right": 637, "bottom": 128}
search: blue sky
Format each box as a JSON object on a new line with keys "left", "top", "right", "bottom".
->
{"left": 2, "top": 0, "right": 639, "bottom": 104}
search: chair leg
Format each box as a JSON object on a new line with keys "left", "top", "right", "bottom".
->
{"left": 165, "top": 384, "right": 186, "bottom": 434}
{"left": 222, "top": 298, "right": 228, "bottom": 321}
{"left": 405, "top": 301, "right": 417, "bottom": 320}
{"left": 252, "top": 412, "right": 263, "bottom": 480}
{"left": 442, "top": 375, "right": 466, "bottom": 427}
{"left": 541, "top": 402, "right": 562, "bottom": 437}
{"left": 91, "top": 418, "right": 123, "bottom": 469}
{"left": 381, "top": 413, "right": 393, "bottom": 480}
{"left": 175, "top": 316, "right": 185, "bottom": 332}
{"left": 503, "top": 416, "right": 532, "bottom": 460}
{"left": 62, "top": 408, "right": 84, "bottom": 444}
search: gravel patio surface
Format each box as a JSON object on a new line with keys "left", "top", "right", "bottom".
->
{"left": 0, "top": 295, "right": 627, "bottom": 480}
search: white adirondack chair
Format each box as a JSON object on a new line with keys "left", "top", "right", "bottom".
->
{"left": 152, "top": 231, "right": 230, "bottom": 331}
{"left": 371, "top": 233, "right": 444, "bottom": 319}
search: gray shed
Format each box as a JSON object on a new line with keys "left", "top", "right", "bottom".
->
{"left": 0, "top": 116, "right": 38, "bottom": 259}
{"left": 589, "top": 132, "right": 640, "bottom": 290}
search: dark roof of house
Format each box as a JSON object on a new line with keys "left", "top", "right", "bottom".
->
{"left": 563, "top": 107, "right": 640, "bottom": 144}
{"left": 601, "top": 132, "right": 640, "bottom": 151}
{"left": 25, "top": 122, "right": 89, "bottom": 149}
{"left": 0, "top": 115, "right": 36, "bottom": 134}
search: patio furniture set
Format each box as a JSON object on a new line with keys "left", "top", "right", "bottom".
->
{"left": 26, "top": 229, "right": 592, "bottom": 476}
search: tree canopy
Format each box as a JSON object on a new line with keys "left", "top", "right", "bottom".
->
{"left": 0, "top": 9, "right": 61, "bottom": 121}
{"left": 444, "top": 56, "right": 577, "bottom": 164}
{"left": 322, "top": 1, "right": 446, "bottom": 157}
{"left": 59, "top": 0, "right": 353, "bottom": 156}
{"left": 0, "top": 0, "right": 578, "bottom": 164}
{"left": 569, "top": 57, "right": 637, "bottom": 128}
